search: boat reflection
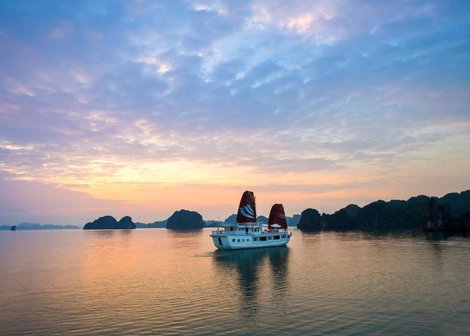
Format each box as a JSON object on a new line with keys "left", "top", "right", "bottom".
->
{"left": 213, "top": 247, "right": 289, "bottom": 319}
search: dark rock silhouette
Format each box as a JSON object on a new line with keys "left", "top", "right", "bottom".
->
{"left": 288, "top": 214, "right": 301, "bottom": 226}
{"left": 297, "top": 208, "right": 322, "bottom": 230}
{"left": 343, "top": 204, "right": 360, "bottom": 218}
{"left": 135, "top": 220, "right": 167, "bottom": 228}
{"left": 84, "top": 216, "right": 117, "bottom": 230}
{"left": 205, "top": 220, "right": 224, "bottom": 227}
{"left": 117, "top": 216, "right": 136, "bottom": 229}
{"left": 166, "top": 210, "right": 204, "bottom": 229}
{"left": 424, "top": 197, "right": 470, "bottom": 231}
{"left": 83, "top": 216, "right": 136, "bottom": 230}
{"left": 146, "top": 220, "right": 167, "bottom": 228}
{"left": 298, "top": 207, "right": 356, "bottom": 230}
{"left": 459, "top": 211, "right": 470, "bottom": 231}
{"left": 224, "top": 214, "right": 237, "bottom": 224}
{"left": 424, "top": 197, "right": 453, "bottom": 231}
{"left": 439, "top": 191, "right": 470, "bottom": 216}
{"left": 355, "top": 200, "right": 410, "bottom": 229}
{"left": 298, "top": 190, "right": 470, "bottom": 232}
{"left": 327, "top": 208, "right": 355, "bottom": 229}
{"left": 257, "top": 215, "right": 268, "bottom": 224}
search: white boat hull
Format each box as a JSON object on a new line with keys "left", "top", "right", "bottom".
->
{"left": 211, "top": 231, "right": 291, "bottom": 250}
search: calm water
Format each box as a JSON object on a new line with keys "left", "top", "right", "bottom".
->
{"left": 0, "top": 228, "right": 469, "bottom": 335}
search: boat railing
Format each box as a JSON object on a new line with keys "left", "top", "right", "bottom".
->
{"left": 211, "top": 230, "right": 248, "bottom": 235}
{"left": 211, "top": 229, "right": 290, "bottom": 236}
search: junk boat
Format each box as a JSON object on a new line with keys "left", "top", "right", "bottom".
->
{"left": 210, "top": 191, "right": 292, "bottom": 250}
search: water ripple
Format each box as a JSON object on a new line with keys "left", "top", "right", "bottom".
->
{"left": 0, "top": 229, "right": 469, "bottom": 335}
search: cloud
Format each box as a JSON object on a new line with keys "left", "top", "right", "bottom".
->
{"left": 0, "top": 172, "right": 128, "bottom": 225}
{"left": 0, "top": 0, "right": 469, "bottom": 222}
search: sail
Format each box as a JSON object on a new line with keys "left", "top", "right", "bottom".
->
{"left": 236, "top": 190, "right": 257, "bottom": 223}
{"left": 268, "top": 204, "right": 287, "bottom": 230}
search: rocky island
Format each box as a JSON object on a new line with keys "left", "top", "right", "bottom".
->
{"left": 83, "top": 216, "right": 136, "bottom": 230}
{"left": 166, "top": 209, "right": 204, "bottom": 229}
{"left": 135, "top": 220, "right": 167, "bottom": 228}
{"left": 298, "top": 190, "right": 470, "bottom": 232}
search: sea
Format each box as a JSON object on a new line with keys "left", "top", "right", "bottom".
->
{"left": 0, "top": 228, "right": 469, "bottom": 335}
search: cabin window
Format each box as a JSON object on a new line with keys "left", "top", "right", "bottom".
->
{"left": 268, "top": 236, "right": 272, "bottom": 240}
{"left": 274, "top": 235, "right": 280, "bottom": 240}
{"left": 232, "top": 238, "right": 235, "bottom": 242}
{"left": 260, "top": 236, "right": 267, "bottom": 241}
{"left": 218, "top": 238, "right": 223, "bottom": 245}
{"left": 281, "top": 235, "right": 286, "bottom": 238}
{"left": 237, "top": 239, "right": 240, "bottom": 242}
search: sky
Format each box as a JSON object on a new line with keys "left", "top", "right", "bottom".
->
{"left": 0, "top": 0, "right": 469, "bottom": 225}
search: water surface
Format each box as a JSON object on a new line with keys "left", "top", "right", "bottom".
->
{"left": 0, "top": 229, "right": 469, "bottom": 335}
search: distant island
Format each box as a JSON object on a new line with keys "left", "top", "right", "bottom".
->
{"left": 83, "top": 216, "right": 136, "bottom": 230}
{"left": 83, "top": 210, "right": 205, "bottom": 230}
{"left": 135, "top": 220, "right": 167, "bottom": 228}
{"left": 166, "top": 209, "right": 204, "bottom": 229}
{"left": 5, "top": 190, "right": 468, "bottom": 232}
{"left": 0, "top": 223, "right": 80, "bottom": 230}
{"left": 298, "top": 190, "right": 470, "bottom": 232}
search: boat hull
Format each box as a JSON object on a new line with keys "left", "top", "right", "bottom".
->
{"left": 210, "top": 232, "right": 291, "bottom": 250}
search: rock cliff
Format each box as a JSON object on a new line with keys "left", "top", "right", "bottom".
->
{"left": 83, "top": 216, "right": 136, "bottom": 230}
{"left": 166, "top": 210, "right": 204, "bottom": 229}
{"left": 298, "top": 190, "right": 470, "bottom": 232}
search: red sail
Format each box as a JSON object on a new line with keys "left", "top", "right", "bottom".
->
{"left": 268, "top": 204, "right": 287, "bottom": 230}
{"left": 236, "top": 191, "right": 257, "bottom": 223}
